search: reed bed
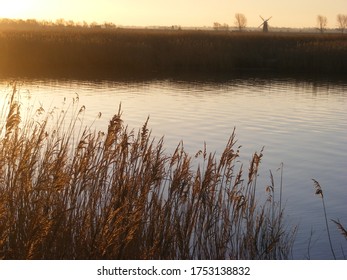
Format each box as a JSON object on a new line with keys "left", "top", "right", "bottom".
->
{"left": 0, "top": 28, "right": 346, "bottom": 78}
{"left": 0, "top": 85, "right": 296, "bottom": 259}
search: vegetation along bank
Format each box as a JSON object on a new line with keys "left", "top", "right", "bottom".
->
{"left": 0, "top": 28, "right": 346, "bottom": 78}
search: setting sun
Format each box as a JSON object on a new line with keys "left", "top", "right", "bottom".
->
{"left": 0, "top": 0, "right": 34, "bottom": 18}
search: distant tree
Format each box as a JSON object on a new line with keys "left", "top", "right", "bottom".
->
{"left": 317, "top": 15, "right": 328, "bottom": 33}
{"left": 234, "top": 13, "right": 247, "bottom": 31}
{"left": 213, "top": 22, "right": 222, "bottom": 30}
{"left": 41, "top": 20, "right": 53, "bottom": 27}
{"left": 213, "top": 22, "right": 229, "bottom": 31}
{"left": 25, "top": 19, "right": 39, "bottom": 27}
{"left": 90, "top": 21, "right": 101, "bottom": 28}
{"left": 55, "top": 18, "right": 66, "bottom": 27}
{"left": 337, "top": 14, "right": 347, "bottom": 33}
{"left": 66, "top": 20, "right": 75, "bottom": 27}
{"left": 103, "top": 22, "right": 116, "bottom": 29}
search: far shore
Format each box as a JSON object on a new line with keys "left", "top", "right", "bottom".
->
{"left": 0, "top": 27, "right": 346, "bottom": 79}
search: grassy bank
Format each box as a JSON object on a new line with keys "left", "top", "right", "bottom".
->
{"left": 0, "top": 28, "right": 346, "bottom": 78}
{"left": 0, "top": 85, "right": 296, "bottom": 259}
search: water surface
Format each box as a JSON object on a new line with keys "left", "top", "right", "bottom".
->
{"left": 2, "top": 76, "right": 346, "bottom": 259}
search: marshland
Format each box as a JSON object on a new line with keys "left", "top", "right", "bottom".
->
{"left": 0, "top": 25, "right": 346, "bottom": 260}
{"left": 0, "top": 26, "right": 346, "bottom": 78}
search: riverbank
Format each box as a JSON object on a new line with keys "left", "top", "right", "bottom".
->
{"left": 0, "top": 28, "right": 346, "bottom": 79}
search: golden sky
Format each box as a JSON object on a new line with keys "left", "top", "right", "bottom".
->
{"left": 0, "top": 0, "right": 345, "bottom": 28}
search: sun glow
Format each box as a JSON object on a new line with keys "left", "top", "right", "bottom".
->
{"left": 0, "top": 1, "right": 35, "bottom": 19}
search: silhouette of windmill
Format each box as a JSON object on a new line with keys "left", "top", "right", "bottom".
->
{"left": 259, "top": 16, "right": 272, "bottom": 32}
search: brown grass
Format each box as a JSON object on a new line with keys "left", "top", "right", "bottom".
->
{"left": 0, "top": 28, "right": 346, "bottom": 78}
{"left": 312, "top": 179, "right": 347, "bottom": 258}
{"left": 0, "top": 84, "right": 296, "bottom": 259}
{"left": 331, "top": 220, "right": 347, "bottom": 240}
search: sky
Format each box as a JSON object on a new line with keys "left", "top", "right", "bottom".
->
{"left": 0, "top": 0, "right": 346, "bottom": 29}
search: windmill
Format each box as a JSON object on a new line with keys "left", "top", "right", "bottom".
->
{"left": 259, "top": 16, "right": 272, "bottom": 32}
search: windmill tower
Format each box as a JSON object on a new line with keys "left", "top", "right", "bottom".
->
{"left": 259, "top": 16, "right": 272, "bottom": 32}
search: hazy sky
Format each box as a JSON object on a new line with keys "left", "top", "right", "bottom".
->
{"left": 0, "top": 0, "right": 346, "bottom": 28}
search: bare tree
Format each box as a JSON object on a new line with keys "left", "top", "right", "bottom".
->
{"left": 317, "top": 15, "right": 328, "bottom": 33}
{"left": 213, "top": 22, "right": 222, "bottom": 30}
{"left": 337, "top": 14, "right": 347, "bottom": 33}
{"left": 66, "top": 20, "right": 75, "bottom": 27}
{"left": 234, "top": 13, "right": 247, "bottom": 31}
{"left": 213, "top": 22, "right": 229, "bottom": 31}
{"left": 55, "top": 18, "right": 66, "bottom": 27}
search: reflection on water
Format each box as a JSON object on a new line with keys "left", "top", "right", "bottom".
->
{"left": 1, "top": 76, "right": 346, "bottom": 259}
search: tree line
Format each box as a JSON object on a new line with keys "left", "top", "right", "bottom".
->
{"left": 1, "top": 15, "right": 346, "bottom": 33}
{"left": 317, "top": 14, "right": 347, "bottom": 33}
{"left": 0, "top": 18, "right": 116, "bottom": 30}
{"left": 213, "top": 13, "right": 347, "bottom": 33}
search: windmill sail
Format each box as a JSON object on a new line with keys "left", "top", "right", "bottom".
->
{"left": 259, "top": 16, "right": 272, "bottom": 32}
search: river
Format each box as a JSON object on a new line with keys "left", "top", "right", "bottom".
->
{"left": 1, "top": 75, "right": 346, "bottom": 259}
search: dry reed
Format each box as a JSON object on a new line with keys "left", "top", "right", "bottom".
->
{"left": 312, "top": 179, "right": 337, "bottom": 259}
{"left": 331, "top": 220, "right": 347, "bottom": 240}
{"left": 0, "top": 85, "right": 296, "bottom": 259}
{"left": 0, "top": 28, "right": 346, "bottom": 78}
{"left": 312, "top": 179, "right": 347, "bottom": 259}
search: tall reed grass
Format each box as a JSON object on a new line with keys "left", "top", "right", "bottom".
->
{"left": 312, "top": 179, "right": 347, "bottom": 259}
{"left": 0, "top": 28, "right": 346, "bottom": 78}
{"left": 0, "top": 85, "right": 296, "bottom": 259}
